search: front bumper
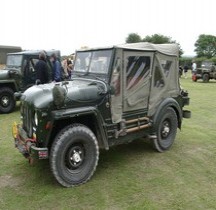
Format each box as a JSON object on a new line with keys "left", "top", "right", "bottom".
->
{"left": 12, "top": 122, "right": 48, "bottom": 160}
{"left": 180, "top": 90, "right": 191, "bottom": 119}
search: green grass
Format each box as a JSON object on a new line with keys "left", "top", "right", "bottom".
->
{"left": 1, "top": 76, "right": 216, "bottom": 210}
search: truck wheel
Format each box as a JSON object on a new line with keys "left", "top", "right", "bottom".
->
{"left": 152, "top": 107, "right": 178, "bottom": 152}
{"left": 0, "top": 87, "right": 15, "bottom": 114}
{"left": 202, "top": 74, "right": 209, "bottom": 82}
{"left": 50, "top": 124, "right": 99, "bottom": 187}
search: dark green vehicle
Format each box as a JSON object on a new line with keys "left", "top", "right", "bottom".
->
{"left": 0, "top": 50, "right": 60, "bottom": 113}
{"left": 13, "top": 43, "right": 191, "bottom": 187}
{"left": 192, "top": 61, "right": 216, "bottom": 82}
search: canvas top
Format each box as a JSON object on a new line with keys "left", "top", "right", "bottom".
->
{"left": 77, "top": 42, "right": 179, "bottom": 57}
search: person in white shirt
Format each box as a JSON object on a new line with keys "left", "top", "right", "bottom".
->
{"left": 192, "top": 61, "right": 197, "bottom": 75}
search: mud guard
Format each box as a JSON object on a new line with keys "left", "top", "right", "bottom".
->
{"left": 152, "top": 98, "right": 182, "bottom": 132}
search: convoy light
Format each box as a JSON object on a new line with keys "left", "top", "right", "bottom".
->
{"left": 52, "top": 84, "right": 66, "bottom": 108}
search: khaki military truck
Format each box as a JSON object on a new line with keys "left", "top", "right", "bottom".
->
{"left": 12, "top": 43, "right": 191, "bottom": 187}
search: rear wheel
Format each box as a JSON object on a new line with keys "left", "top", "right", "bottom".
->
{"left": 152, "top": 107, "right": 178, "bottom": 152}
{"left": 50, "top": 124, "right": 99, "bottom": 187}
{"left": 0, "top": 87, "right": 16, "bottom": 113}
{"left": 202, "top": 73, "right": 209, "bottom": 82}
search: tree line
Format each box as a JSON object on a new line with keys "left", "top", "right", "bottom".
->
{"left": 125, "top": 33, "right": 216, "bottom": 66}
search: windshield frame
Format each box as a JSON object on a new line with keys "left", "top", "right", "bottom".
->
{"left": 73, "top": 49, "right": 113, "bottom": 75}
{"left": 6, "top": 54, "right": 23, "bottom": 68}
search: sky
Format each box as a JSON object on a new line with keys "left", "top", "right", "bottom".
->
{"left": 1, "top": 0, "right": 216, "bottom": 56}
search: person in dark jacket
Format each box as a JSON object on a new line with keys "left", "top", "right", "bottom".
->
{"left": 183, "top": 65, "right": 189, "bottom": 78}
{"left": 35, "top": 51, "right": 49, "bottom": 84}
{"left": 50, "top": 53, "right": 61, "bottom": 82}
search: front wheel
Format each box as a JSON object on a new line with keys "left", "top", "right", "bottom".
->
{"left": 0, "top": 87, "right": 16, "bottom": 114}
{"left": 152, "top": 107, "right": 178, "bottom": 152}
{"left": 50, "top": 124, "right": 99, "bottom": 187}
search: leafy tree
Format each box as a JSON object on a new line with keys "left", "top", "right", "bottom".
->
{"left": 194, "top": 34, "right": 216, "bottom": 58}
{"left": 125, "top": 33, "right": 183, "bottom": 56}
{"left": 142, "top": 34, "right": 173, "bottom": 44}
{"left": 142, "top": 34, "right": 183, "bottom": 56}
{"left": 125, "top": 33, "right": 142, "bottom": 43}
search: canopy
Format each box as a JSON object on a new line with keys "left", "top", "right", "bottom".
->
{"left": 115, "top": 42, "right": 179, "bottom": 57}
{"left": 77, "top": 42, "right": 179, "bottom": 57}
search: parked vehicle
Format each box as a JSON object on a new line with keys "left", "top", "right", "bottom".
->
{"left": 12, "top": 43, "right": 191, "bottom": 187}
{"left": 192, "top": 61, "right": 216, "bottom": 82}
{"left": 0, "top": 50, "right": 60, "bottom": 113}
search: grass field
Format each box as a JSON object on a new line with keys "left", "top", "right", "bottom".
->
{"left": 0, "top": 76, "right": 216, "bottom": 210}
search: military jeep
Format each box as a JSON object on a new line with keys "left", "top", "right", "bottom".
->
{"left": 13, "top": 43, "right": 191, "bottom": 187}
{"left": 192, "top": 61, "right": 216, "bottom": 82}
{"left": 0, "top": 50, "right": 60, "bottom": 113}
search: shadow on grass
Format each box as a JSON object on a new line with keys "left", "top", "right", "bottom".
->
{"left": 96, "top": 138, "right": 156, "bottom": 174}
{"left": 13, "top": 138, "right": 156, "bottom": 188}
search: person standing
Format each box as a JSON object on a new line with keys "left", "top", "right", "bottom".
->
{"left": 35, "top": 51, "right": 49, "bottom": 84}
{"left": 61, "top": 59, "right": 69, "bottom": 79}
{"left": 67, "top": 59, "right": 73, "bottom": 78}
{"left": 192, "top": 61, "right": 197, "bottom": 75}
{"left": 50, "top": 53, "right": 61, "bottom": 82}
{"left": 183, "top": 65, "right": 189, "bottom": 78}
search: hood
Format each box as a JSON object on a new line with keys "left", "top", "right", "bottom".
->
{"left": 22, "top": 79, "right": 107, "bottom": 109}
{"left": 0, "top": 68, "right": 21, "bottom": 80}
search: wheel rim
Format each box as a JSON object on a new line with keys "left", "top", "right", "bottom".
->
{"left": 65, "top": 144, "right": 85, "bottom": 169}
{"left": 161, "top": 119, "right": 171, "bottom": 139}
{"left": 1, "top": 95, "right": 10, "bottom": 107}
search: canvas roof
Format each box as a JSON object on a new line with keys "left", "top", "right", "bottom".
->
{"left": 115, "top": 42, "right": 179, "bottom": 57}
{"left": 7, "top": 49, "right": 61, "bottom": 57}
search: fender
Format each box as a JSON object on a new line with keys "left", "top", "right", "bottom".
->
{"left": 51, "top": 106, "right": 109, "bottom": 150}
{"left": 0, "top": 80, "right": 18, "bottom": 91}
{"left": 0, "top": 80, "right": 19, "bottom": 92}
{"left": 152, "top": 97, "right": 182, "bottom": 130}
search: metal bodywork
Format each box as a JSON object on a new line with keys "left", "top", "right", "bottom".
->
{"left": 13, "top": 43, "right": 190, "bottom": 175}
{"left": 0, "top": 50, "right": 60, "bottom": 113}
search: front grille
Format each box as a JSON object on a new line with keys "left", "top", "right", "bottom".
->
{"left": 22, "top": 102, "right": 33, "bottom": 138}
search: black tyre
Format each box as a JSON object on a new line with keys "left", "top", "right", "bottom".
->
{"left": 0, "top": 87, "right": 16, "bottom": 114}
{"left": 202, "top": 74, "right": 209, "bottom": 83}
{"left": 152, "top": 107, "right": 178, "bottom": 152}
{"left": 50, "top": 124, "right": 99, "bottom": 187}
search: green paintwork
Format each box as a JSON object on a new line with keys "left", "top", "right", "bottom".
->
{"left": 0, "top": 50, "right": 60, "bottom": 113}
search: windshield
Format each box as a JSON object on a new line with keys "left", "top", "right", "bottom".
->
{"left": 6, "top": 55, "right": 23, "bottom": 67}
{"left": 201, "top": 61, "right": 213, "bottom": 68}
{"left": 73, "top": 50, "right": 112, "bottom": 74}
